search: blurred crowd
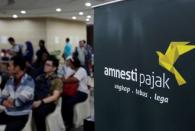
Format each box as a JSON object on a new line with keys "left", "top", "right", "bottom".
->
{"left": 0, "top": 37, "right": 94, "bottom": 131}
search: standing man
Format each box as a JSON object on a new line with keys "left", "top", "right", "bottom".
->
{"left": 0, "top": 55, "right": 35, "bottom": 131}
{"left": 35, "top": 40, "right": 49, "bottom": 65}
{"left": 64, "top": 38, "right": 73, "bottom": 59}
{"left": 7, "top": 37, "right": 22, "bottom": 56}
{"left": 76, "top": 40, "right": 87, "bottom": 67}
{"left": 83, "top": 40, "right": 93, "bottom": 75}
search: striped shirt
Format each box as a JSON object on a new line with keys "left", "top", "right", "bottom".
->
{"left": 0, "top": 74, "right": 35, "bottom": 116}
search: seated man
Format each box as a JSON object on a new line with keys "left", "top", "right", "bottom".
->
{"left": 33, "top": 55, "right": 63, "bottom": 131}
{"left": 0, "top": 63, "right": 9, "bottom": 90}
{"left": 0, "top": 55, "right": 35, "bottom": 131}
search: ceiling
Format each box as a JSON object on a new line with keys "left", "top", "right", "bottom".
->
{"left": 0, "top": 0, "right": 114, "bottom": 23}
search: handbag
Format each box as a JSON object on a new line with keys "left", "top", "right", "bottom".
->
{"left": 63, "top": 82, "right": 79, "bottom": 96}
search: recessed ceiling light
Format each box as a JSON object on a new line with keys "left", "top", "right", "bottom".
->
{"left": 20, "top": 10, "right": 26, "bottom": 14}
{"left": 72, "top": 16, "right": 77, "bottom": 20}
{"left": 79, "top": 12, "right": 84, "bottom": 15}
{"left": 87, "top": 15, "right": 92, "bottom": 19}
{"left": 56, "top": 8, "right": 62, "bottom": 12}
{"left": 85, "top": 2, "right": 92, "bottom": 7}
{"left": 86, "top": 18, "right": 90, "bottom": 22}
{"left": 12, "top": 14, "right": 18, "bottom": 18}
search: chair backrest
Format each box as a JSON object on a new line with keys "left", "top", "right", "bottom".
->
{"left": 46, "top": 97, "right": 65, "bottom": 131}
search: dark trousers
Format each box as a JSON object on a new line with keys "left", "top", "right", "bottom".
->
{"left": 0, "top": 111, "right": 28, "bottom": 131}
{"left": 61, "top": 91, "right": 88, "bottom": 129}
{"left": 33, "top": 103, "right": 56, "bottom": 131}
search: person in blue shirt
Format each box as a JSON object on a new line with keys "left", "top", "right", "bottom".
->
{"left": 0, "top": 55, "right": 35, "bottom": 131}
{"left": 64, "top": 38, "right": 73, "bottom": 59}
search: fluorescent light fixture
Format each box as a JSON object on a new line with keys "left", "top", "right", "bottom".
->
{"left": 20, "top": 10, "right": 26, "bottom": 14}
{"left": 12, "top": 14, "right": 18, "bottom": 18}
{"left": 79, "top": 12, "right": 84, "bottom": 15}
{"left": 85, "top": 2, "right": 92, "bottom": 7}
{"left": 86, "top": 18, "right": 90, "bottom": 22}
{"left": 92, "top": 0, "right": 124, "bottom": 8}
{"left": 87, "top": 15, "right": 92, "bottom": 19}
{"left": 72, "top": 16, "right": 77, "bottom": 20}
{"left": 56, "top": 8, "right": 62, "bottom": 12}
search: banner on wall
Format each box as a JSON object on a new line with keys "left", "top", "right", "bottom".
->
{"left": 94, "top": 0, "right": 195, "bottom": 131}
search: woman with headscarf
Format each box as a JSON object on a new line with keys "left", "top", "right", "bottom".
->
{"left": 24, "top": 41, "right": 34, "bottom": 64}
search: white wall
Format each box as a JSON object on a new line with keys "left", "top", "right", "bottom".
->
{"left": 46, "top": 18, "right": 87, "bottom": 53}
{"left": 0, "top": 18, "right": 87, "bottom": 55}
{"left": 0, "top": 18, "right": 46, "bottom": 52}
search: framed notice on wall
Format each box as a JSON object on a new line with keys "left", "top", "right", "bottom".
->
{"left": 0, "top": 36, "right": 8, "bottom": 44}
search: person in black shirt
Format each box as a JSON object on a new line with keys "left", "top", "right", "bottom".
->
{"left": 35, "top": 40, "right": 49, "bottom": 68}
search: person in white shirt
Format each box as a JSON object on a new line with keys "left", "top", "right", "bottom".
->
{"left": 58, "top": 55, "right": 75, "bottom": 79}
{"left": 61, "top": 56, "right": 88, "bottom": 131}
{"left": 76, "top": 40, "right": 87, "bottom": 66}
{"left": 7, "top": 37, "right": 22, "bottom": 56}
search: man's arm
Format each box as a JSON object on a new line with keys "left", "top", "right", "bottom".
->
{"left": 14, "top": 80, "right": 35, "bottom": 107}
{"left": 0, "top": 82, "right": 13, "bottom": 108}
{"left": 0, "top": 84, "right": 10, "bottom": 105}
{"left": 43, "top": 79, "right": 63, "bottom": 104}
{"left": 33, "top": 78, "right": 63, "bottom": 108}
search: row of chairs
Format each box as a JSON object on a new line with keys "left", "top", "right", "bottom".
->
{"left": 0, "top": 95, "right": 91, "bottom": 131}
